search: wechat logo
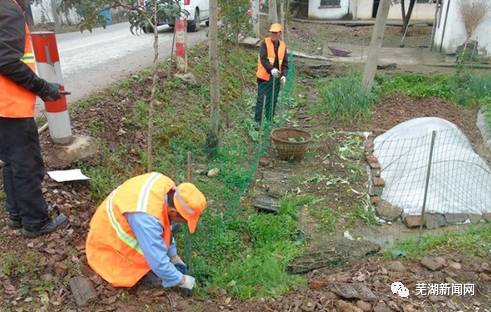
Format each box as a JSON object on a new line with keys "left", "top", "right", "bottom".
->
{"left": 391, "top": 282, "right": 410, "bottom": 298}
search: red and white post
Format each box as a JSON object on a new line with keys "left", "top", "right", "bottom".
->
{"left": 31, "top": 31, "right": 73, "bottom": 145}
{"left": 175, "top": 18, "right": 187, "bottom": 73}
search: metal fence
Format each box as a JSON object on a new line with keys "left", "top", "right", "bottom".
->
{"left": 373, "top": 125, "right": 491, "bottom": 225}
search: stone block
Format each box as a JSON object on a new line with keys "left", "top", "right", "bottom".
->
{"left": 69, "top": 276, "right": 97, "bottom": 307}
{"left": 375, "top": 200, "right": 402, "bottom": 221}
{"left": 372, "top": 177, "right": 385, "bottom": 187}
{"left": 371, "top": 168, "right": 381, "bottom": 177}
{"left": 404, "top": 215, "right": 422, "bottom": 228}
{"left": 366, "top": 155, "right": 381, "bottom": 169}
{"left": 421, "top": 256, "right": 444, "bottom": 271}
{"left": 370, "top": 186, "right": 383, "bottom": 197}
{"left": 468, "top": 214, "right": 482, "bottom": 224}
{"left": 424, "top": 214, "right": 447, "bottom": 229}
{"left": 370, "top": 196, "right": 381, "bottom": 205}
{"left": 444, "top": 213, "right": 469, "bottom": 225}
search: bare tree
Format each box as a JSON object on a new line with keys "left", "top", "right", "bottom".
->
{"left": 269, "top": 0, "right": 278, "bottom": 23}
{"left": 363, "top": 0, "right": 391, "bottom": 93}
{"left": 62, "top": 0, "right": 184, "bottom": 171}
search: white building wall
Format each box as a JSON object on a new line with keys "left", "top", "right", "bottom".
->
{"left": 353, "top": 0, "right": 436, "bottom": 20}
{"left": 433, "top": 0, "right": 491, "bottom": 55}
{"left": 308, "top": 0, "right": 351, "bottom": 19}
{"left": 31, "top": 0, "right": 81, "bottom": 25}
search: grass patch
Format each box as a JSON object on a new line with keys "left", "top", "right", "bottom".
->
{"left": 74, "top": 42, "right": 304, "bottom": 299}
{"left": 313, "top": 74, "right": 378, "bottom": 123}
{"left": 377, "top": 71, "right": 491, "bottom": 106}
{"left": 378, "top": 72, "right": 454, "bottom": 100}
{"left": 387, "top": 224, "right": 491, "bottom": 258}
{"left": 202, "top": 196, "right": 308, "bottom": 299}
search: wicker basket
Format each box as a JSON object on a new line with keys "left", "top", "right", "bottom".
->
{"left": 270, "top": 128, "right": 311, "bottom": 161}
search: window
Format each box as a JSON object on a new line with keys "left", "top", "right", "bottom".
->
{"left": 320, "top": 0, "right": 341, "bottom": 8}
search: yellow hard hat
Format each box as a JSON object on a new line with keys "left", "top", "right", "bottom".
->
{"left": 269, "top": 23, "right": 282, "bottom": 33}
{"left": 174, "top": 183, "right": 207, "bottom": 234}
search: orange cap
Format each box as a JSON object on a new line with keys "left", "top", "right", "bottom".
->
{"left": 269, "top": 23, "right": 282, "bottom": 33}
{"left": 174, "top": 183, "right": 207, "bottom": 233}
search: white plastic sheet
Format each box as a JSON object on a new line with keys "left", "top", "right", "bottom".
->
{"left": 373, "top": 117, "right": 491, "bottom": 215}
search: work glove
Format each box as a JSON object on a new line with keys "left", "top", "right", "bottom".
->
{"left": 270, "top": 68, "right": 280, "bottom": 78}
{"left": 39, "top": 82, "right": 62, "bottom": 102}
{"left": 179, "top": 275, "right": 196, "bottom": 296}
{"left": 280, "top": 76, "right": 286, "bottom": 86}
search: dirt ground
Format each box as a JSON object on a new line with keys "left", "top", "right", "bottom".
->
{"left": 288, "top": 21, "right": 433, "bottom": 56}
{"left": 1, "top": 53, "right": 491, "bottom": 311}
{"left": 370, "top": 94, "right": 491, "bottom": 164}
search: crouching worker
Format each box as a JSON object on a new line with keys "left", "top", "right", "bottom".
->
{"left": 86, "top": 172, "right": 207, "bottom": 293}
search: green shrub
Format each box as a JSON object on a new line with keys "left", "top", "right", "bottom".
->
{"left": 314, "top": 75, "right": 377, "bottom": 123}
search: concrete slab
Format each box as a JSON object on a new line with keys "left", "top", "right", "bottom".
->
{"left": 323, "top": 43, "right": 445, "bottom": 66}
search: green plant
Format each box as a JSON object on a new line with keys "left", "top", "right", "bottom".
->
{"left": 202, "top": 196, "right": 308, "bottom": 299}
{"left": 309, "top": 204, "right": 339, "bottom": 233}
{"left": 378, "top": 72, "right": 454, "bottom": 100}
{"left": 1, "top": 251, "right": 38, "bottom": 277}
{"left": 314, "top": 74, "right": 377, "bottom": 123}
{"left": 378, "top": 71, "right": 491, "bottom": 106}
{"left": 353, "top": 204, "right": 378, "bottom": 226}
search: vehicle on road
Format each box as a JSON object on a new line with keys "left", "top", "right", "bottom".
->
{"left": 142, "top": 0, "right": 209, "bottom": 33}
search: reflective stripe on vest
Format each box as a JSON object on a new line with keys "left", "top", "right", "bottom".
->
{"left": 20, "top": 52, "right": 35, "bottom": 64}
{"left": 85, "top": 173, "right": 176, "bottom": 287}
{"left": 137, "top": 172, "right": 162, "bottom": 212}
{"left": 106, "top": 189, "right": 144, "bottom": 255}
{"left": 256, "top": 37, "right": 286, "bottom": 81}
{"left": 0, "top": 22, "right": 37, "bottom": 118}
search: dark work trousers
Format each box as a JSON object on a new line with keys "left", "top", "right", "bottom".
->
{"left": 254, "top": 77, "right": 281, "bottom": 124}
{"left": 0, "top": 117, "right": 49, "bottom": 231}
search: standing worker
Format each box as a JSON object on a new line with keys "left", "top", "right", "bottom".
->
{"left": 254, "top": 23, "right": 289, "bottom": 129}
{"left": 86, "top": 173, "right": 207, "bottom": 293}
{"left": 0, "top": 0, "right": 68, "bottom": 237}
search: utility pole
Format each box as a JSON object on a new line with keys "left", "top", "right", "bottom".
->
{"left": 206, "top": 0, "right": 220, "bottom": 158}
{"left": 362, "top": 0, "right": 391, "bottom": 93}
{"left": 269, "top": 0, "right": 278, "bottom": 23}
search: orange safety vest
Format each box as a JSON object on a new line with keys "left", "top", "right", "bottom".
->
{"left": 256, "top": 37, "right": 286, "bottom": 81}
{"left": 0, "top": 21, "right": 36, "bottom": 118}
{"left": 86, "top": 173, "right": 176, "bottom": 288}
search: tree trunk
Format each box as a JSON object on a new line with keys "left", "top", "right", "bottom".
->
{"left": 50, "top": 0, "right": 62, "bottom": 32}
{"left": 404, "top": 0, "right": 417, "bottom": 32}
{"left": 362, "top": 0, "right": 391, "bottom": 93}
{"left": 252, "top": 0, "right": 260, "bottom": 38}
{"left": 280, "top": 0, "right": 285, "bottom": 40}
{"left": 206, "top": 0, "right": 220, "bottom": 158}
{"left": 269, "top": 0, "right": 278, "bottom": 23}
{"left": 147, "top": 1, "right": 159, "bottom": 171}
{"left": 400, "top": 0, "right": 406, "bottom": 32}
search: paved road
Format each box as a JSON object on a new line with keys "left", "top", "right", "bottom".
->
{"left": 42, "top": 22, "right": 207, "bottom": 106}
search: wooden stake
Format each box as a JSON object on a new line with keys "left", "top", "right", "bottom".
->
{"left": 185, "top": 151, "right": 193, "bottom": 273}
